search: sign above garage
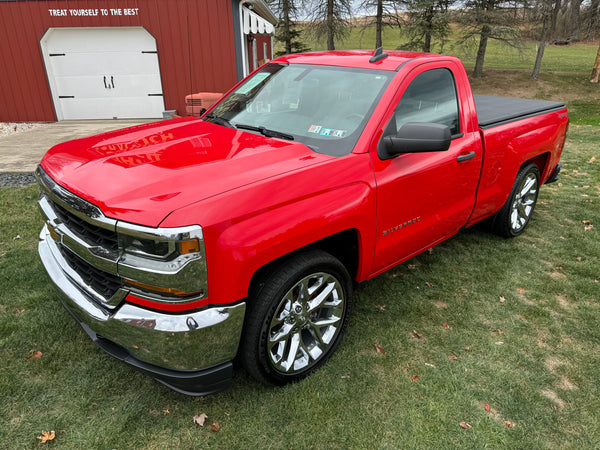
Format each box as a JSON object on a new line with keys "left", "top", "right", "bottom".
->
{"left": 48, "top": 8, "right": 140, "bottom": 17}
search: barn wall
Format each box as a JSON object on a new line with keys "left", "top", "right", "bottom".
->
{"left": 0, "top": 0, "right": 240, "bottom": 122}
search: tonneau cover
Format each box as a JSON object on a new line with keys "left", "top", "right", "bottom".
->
{"left": 474, "top": 95, "right": 565, "bottom": 128}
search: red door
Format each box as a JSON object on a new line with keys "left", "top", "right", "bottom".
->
{"left": 370, "top": 62, "right": 483, "bottom": 276}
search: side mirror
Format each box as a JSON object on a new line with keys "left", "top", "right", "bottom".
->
{"left": 380, "top": 122, "right": 451, "bottom": 159}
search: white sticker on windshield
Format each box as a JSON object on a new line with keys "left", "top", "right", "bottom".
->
{"left": 235, "top": 72, "right": 271, "bottom": 95}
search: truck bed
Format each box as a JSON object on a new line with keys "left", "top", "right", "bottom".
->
{"left": 474, "top": 95, "right": 566, "bottom": 129}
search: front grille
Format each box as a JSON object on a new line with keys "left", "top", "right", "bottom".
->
{"left": 186, "top": 98, "right": 204, "bottom": 106}
{"left": 52, "top": 200, "right": 118, "bottom": 252}
{"left": 61, "top": 246, "right": 122, "bottom": 300}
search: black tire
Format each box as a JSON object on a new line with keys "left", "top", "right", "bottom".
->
{"left": 491, "top": 162, "right": 540, "bottom": 238}
{"left": 239, "top": 249, "right": 353, "bottom": 386}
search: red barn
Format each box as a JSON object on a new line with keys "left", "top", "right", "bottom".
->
{"left": 0, "top": 0, "right": 276, "bottom": 121}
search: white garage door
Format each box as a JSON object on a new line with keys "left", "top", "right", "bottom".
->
{"left": 41, "top": 27, "right": 165, "bottom": 120}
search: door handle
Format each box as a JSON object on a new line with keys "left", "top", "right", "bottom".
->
{"left": 457, "top": 151, "right": 476, "bottom": 162}
{"left": 103, "top": 76, "right": 108, "bottom": 89}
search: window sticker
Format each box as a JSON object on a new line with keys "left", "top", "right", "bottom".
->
{"left": 235, "top": 72, "right": 272, "bottom": 95}
{"left": 308, "top": 125, "right": 347, "bottom": 137}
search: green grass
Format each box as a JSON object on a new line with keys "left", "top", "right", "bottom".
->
{"left": 2, "top": 36, "right": 600, "bottom": 447}
{"left": 1, "top": 126, "right": 598, "bottom": 447}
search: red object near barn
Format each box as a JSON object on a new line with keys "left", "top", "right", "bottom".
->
{"left": 0, "top": 0, "right": 276, "bottom": 122}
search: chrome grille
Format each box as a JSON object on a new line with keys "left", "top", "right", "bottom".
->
{"left": 60, "top": 246, "right": 122, "bottom": 299}
{"left": 51, "top": 199, "right": 119, "bottom": 251}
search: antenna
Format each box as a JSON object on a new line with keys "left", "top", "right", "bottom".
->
{"left": 369, "top": 47, "right": 388, "bottom": 63}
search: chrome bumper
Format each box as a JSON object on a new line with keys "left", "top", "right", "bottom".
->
{"left": 39, "top": 225, "right": 246, "bottom": 392}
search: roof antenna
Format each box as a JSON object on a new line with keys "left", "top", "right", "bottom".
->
{"left": 369, "top": 47, "right": 388, "bottom": 63}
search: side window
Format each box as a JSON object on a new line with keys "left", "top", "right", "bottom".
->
{"left": 387, "top": 68, "right": 460, "bottom": 137}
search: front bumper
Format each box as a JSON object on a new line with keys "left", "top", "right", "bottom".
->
{"left": 39, "top": 225, "right": 246, "bottom": 395}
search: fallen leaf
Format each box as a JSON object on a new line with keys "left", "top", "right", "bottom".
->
{"left": 16, "top": 308, "right": 25, "bottom": 314}
{"left": 495, "top": 341, "right": 504, "bottom": 345}
{"left": 588, "top": 156, "right": 596, "bottom": 163}
{"left": 499, "top": 296, "right": 506, "bottom": 303}
{"left": 27, "top": 351, "right": 42, "bottom": 359}
{"left": 411, "top": 330, "right": 422, "bottom": 339}
{"left": 459, "top": 422, "right": 472, "bottom": 429}
{"left": 517, "top": 288, "right": 524, "bottom": 292}
{"left": 407, "top": 264, "right": 416, "bottom": 270}
{"left": 341, "top": 375, "right": 350, "bottom": 379}
{"left": 425, "top": 282, "right": 434, "bottom": 288}
{"left": 491, "top": 329, "right": 504, "bottom": 334}
{"left": 484, "top": 403, "right": 490, "bottom": 412}
{"left": 449, "top": 355, "right": 458, "bottom": 360}
{"left": 583, "top": 220, "right": 593, "bottom": 225}
{"left": 585, "top": 225, "right": 594, "bottom": 231}
{"left": 412, "top": 374, "right": 419, "bottom": 382}
{"left": 442, "top": 322, "right": 449, "bottom": 329}
{"left": 427, "top": 248, "right": 434, "bottom": 254}
{"left": 37, "top": 430, "right": 55, "bottom": 443}
{"left": 576, "top": 257, "right": 582, "bottom": 262}
{"left": 504, "top": 421, "right": 515, "bottom": 428}
{"left": 212, "top": 422, "right": 220, "bottom": 432}
{"left": 149, "top": 410, "right": 158, "bottom": 414}
{"left": 374, "top": 344, "right": 386, "bottom": 354}
{"left": 375, "top": 305, "right": 386, "bottom": 311}
{"left": 193, "top": 413, "right": 208, "bottom": 426}
{"left": 162, "top": 409, "right": 170, "bottom": 415}
{"left": 424, "top": 363, "right": 436, "bottom": 368}
{"left": 520, "top": 316, "right": 526, "bottom": 321}
{"left": 13, "top": 235, "right": 21, "bottom": 240}
{"left": 465, "top": 346, "right": 470, "bottom": 350}
{"left": 132, "top": 344, "right": 139, "bottom": 349}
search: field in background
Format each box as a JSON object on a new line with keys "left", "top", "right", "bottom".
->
{"left": 1, "top": 33, "right": 599, "bottom": 448}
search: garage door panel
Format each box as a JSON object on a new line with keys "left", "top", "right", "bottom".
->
{"left": 49, "top": 53, "right": 161, "bottom": 77}
{"left": 42, "top": 27, "right": 165, "bottom": 120}
{"left": 53, "top": 75, "right": 163, "bottom": 98}
{"left": 59, "top": 96, "right": 165, "bottom": 120}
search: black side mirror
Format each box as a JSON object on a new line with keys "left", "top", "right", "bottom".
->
{"left": 380, "top": 122, "right": 451, "bottom": 160}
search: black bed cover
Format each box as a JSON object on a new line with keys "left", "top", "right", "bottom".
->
{"left": 474, "top": 95, "right": 566, "bottom": 129}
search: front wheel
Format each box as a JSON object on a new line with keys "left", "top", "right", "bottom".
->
{"left": 240, "top": 250, "right": 352, "bottom": 386}
{"left": 491, "top": 162, "right": 540, "bottom": 237}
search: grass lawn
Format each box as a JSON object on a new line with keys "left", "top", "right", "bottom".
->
{"left": 1, "top": 36, "right": 600, "bottom": 448}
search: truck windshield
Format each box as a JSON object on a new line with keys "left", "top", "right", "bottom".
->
{"left": 206, "top": 63, "right": 394, "bottom": 156}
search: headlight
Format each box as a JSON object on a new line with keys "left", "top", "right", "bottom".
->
{"left": 116, "top": 223, "right": 208, "bottom": 302}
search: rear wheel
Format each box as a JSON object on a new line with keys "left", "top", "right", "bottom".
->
{"left": 240, "top": 250, "right": 352, "bottom": 386}
{"left": 491, "top": 162, "right": 540, "bottom": 237}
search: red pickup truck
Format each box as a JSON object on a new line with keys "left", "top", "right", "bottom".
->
{"left": 37, "top": 50, "right": 568, "bottom": 395}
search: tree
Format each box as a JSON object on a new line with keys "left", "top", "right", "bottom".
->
{"left": 306, "top": 0, "right": 352, "bottom": 50}
{"left": 359, "top": 0, "right": 402, "bottom": 49}
{"left": 457, "top": 0, "right": 523, "bottom": 78}
{"left": 532, "top": 0, "right": 556, "bottom": 80}
{"left": 591, "top": 42, "right": 600, "bottom": 82}
{"left": 402, "top": 0, "right": 453, "bottom": 53}
{"left": 268, "top": 0, "right": 309, "bottom": 56}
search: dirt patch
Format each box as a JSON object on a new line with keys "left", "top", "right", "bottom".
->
{"left": 550, "top": 271, "right": 567, "bottom": 280}
{"left": 541, "top": 389, "right": 566, "bottom": 408}
{"left": 545, "top": 357, "right": 562, "bottom": 373}
{"left": 556, "top": 295, "right": 571, "bottom": 308}
{"left": 558, "top": 376, "right": 577, "bottom": 390}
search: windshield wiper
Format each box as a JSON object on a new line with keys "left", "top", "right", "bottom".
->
{"left": 235, "top": 124, "right": 295, "bottom": 141}
{"left": 204, "top": 113, "right": 234, "bottom": 128}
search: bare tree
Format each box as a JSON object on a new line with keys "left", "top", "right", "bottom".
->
{"left": 457, "top": 0, "right": 523, "bottom": 78}
{"left": 402, "top": 0, "right": 453, "bottom": 53}
{"left": 359, "top": 0, "right": 402, "bottom": 49}
{"left": 532, "top": 0, "right": 556, "bottom": 80}
{"left": 591, "top": 42, "right": 600, "bottom": 82}
{"left": 307, "top": 0, "right": 352, "bottom": 50}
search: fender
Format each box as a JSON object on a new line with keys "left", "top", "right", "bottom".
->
{"left": 161, "top": 153, "right": 378, "bottom": 306}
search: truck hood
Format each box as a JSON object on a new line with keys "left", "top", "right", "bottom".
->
{"left": 40, "top": 117, "right": 332, "bottom": 227}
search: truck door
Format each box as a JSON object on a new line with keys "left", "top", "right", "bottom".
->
{"left": 371, "top": 62, "right": 482, "bottom": 275}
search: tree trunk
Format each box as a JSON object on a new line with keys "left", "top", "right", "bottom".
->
{"left": 590, "top": 41, "right": 600, "bottom": 83}
{"left": 550, "top": 0, "right": 561, "bottom": 34}
{"left": 473, "top": 25, "right": 490, "bottom": 78}
{"left": 327, "top": 0, "right": 335, "bottom": 50}
{"left": 282, "top": 0, "right": 292, "bottom": 55}
{"left": 375, "top": 0, "right": 383, "bottom": 49}
{"left": 532, "top": 13, "right": 549, "bottom": 80}
{"left": 570, "top": 0, "right": 582, "bottom": 41}
{"left": 423, "top": 5, "right": 434, "bottom": 53}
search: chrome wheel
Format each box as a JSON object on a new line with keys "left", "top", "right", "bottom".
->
{"left": 510, "top": 172, "right": 539, "bottom": 233}
{"left": 267, "top": 272, "right": 345, "bottom": 374}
